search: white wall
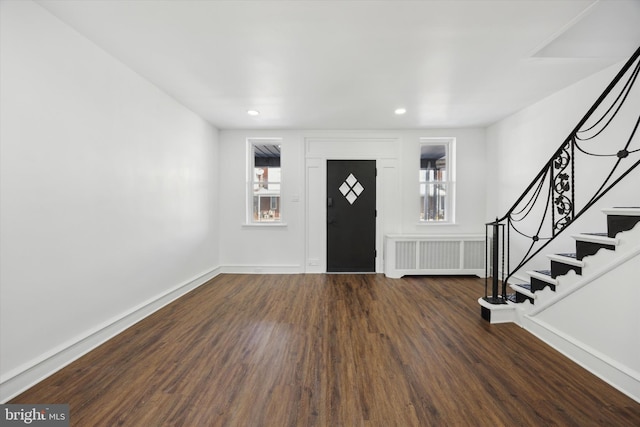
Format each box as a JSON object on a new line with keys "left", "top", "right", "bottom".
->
{"left": 486, "top": 58, "right": 640, "bottom": 275}
{"left": 0, "top": 0, "right": 220, "bottom": 400}
{"left": 219, "top": 129, "right": 487, "bottom": 273}
{"left": 533, "top": 247, "right": 640, "bottom": 400}
{"left": 218, "top": 130, "right": 306, "bottom": 273}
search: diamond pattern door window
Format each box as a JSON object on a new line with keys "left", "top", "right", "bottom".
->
{"left": 339, "top": 173, "right": 364, "bottom": 205}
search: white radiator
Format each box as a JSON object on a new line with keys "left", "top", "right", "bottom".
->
{"left": 384, "top": 234, "right": 486, "bottom": 278}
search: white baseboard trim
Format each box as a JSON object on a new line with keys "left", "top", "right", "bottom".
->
{"left": 0, "top": 266, "right": 221, "bottom": 403}
{"left": 523, "top": 316, "right": 640, "bottom": 403}
{"left": 220, "top": 264, "right": 302, "bottom": 274}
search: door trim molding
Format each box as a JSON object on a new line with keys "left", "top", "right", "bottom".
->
{"left": 304, "top": 137, "right": 400, "bottom": 273}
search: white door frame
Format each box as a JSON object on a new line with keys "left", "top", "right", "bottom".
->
{"left": 304, "top": 136, "right": 400, "bottom": 273}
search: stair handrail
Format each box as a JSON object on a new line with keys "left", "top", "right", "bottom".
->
{"left": 484, "top": 45, "right": 640, "bottom": 303}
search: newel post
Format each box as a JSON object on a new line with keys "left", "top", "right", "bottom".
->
{"left": 484, "top": 218, "right": 506, "bottom": 304}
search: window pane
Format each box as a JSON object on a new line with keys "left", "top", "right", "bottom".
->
{"left": 254, "top": 195, "right": 280, "bottom": 221}
{"left": 420, "top": 145, "right": 446, "bottom": 181}
{"left": 420, "top": 183, "right": 447, "bottom": 221}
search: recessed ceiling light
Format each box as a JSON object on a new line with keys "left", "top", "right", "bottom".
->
{"left": 247, "top": 110, "right": 260, "bottom": 116}
{"left": 394, "top": 108, "right": 407, "bottom": 115}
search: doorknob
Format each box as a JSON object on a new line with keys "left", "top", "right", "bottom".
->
{"left": 327, "top": 197, "right": 333, "bottom": 207}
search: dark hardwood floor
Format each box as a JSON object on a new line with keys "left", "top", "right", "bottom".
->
{"left": 11, "top": 274, "right": 640, "bottom": 426}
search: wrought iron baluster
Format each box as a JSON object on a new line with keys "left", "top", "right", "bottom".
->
{"left": 552, "top": 142, "right": 573, "bottom": 235}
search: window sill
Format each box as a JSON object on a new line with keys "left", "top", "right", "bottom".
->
{"left": 242, "top": 222, "right": 288, "bottom": 228}
{"left": 417, "top": 221, "right": 457, "bottom": 226}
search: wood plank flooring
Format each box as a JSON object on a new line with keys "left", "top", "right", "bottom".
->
{"left": 10, "top": 274, "right": 640, "bottom": 426}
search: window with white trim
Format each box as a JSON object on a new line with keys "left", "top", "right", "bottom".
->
{"left": 248, "top": 139, "right": 282, "bottom": 223}
{"left": 419, "top": 138, "right": 455, "bottom": 223}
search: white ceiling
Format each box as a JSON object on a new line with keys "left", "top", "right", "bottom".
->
{"left": 36, "top": 0, "right": 640, "bottom": 130}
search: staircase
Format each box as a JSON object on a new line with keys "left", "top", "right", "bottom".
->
{"left": 478, "top": 46, "right": 640, "bottom": 402}
{"left": 502, "top": 207, "right": 640, "bottom": 311}
{"left": 480, "top": 46, "right": 640, "bottom": 308}
{"left": 478, "top": 208, "right": 640, "bottom": 401}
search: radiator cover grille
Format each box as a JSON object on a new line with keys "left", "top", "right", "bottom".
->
{"left": 419, "top": 241, "right": 460, "bottom": 269}
{"left": 395, "top": 241, "right": 416, "bottom": 270}
{"left": 384, "top": 234, "right": 485, "bottom": 279}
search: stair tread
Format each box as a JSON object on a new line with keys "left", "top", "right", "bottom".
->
{"left": 603, "top": 207, "right": 640, "bottom": 216}
{"left": 547, "top": 253, "right": 585, "bottom": 267}
{"left": 572, "top": 233, "right": 619, "bottom": 245}
{"left": 527, "top": 270, "right": 558, "bottom": 284}
{"left": 509, "top": 283, "right": 536, "bottom": 299}
{"left": 535, "top": 269, "right": 552, "bottom": 276}
{"left": 557, "top": 252, "right": 577, "bottom": 258}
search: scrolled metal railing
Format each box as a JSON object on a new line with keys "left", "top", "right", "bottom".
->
{"left": 484, "top": 46, "right": 640, "bottom": 304}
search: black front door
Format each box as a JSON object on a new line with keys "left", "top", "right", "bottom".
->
{"left": 327, "top": 160, "right": 376, "bottom": 272}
